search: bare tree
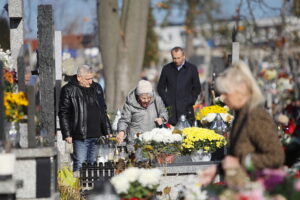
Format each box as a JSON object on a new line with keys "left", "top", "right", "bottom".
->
{"left": 157, "top": 0, "right": 220, "bottom": 59}
{"left": 98, "top": 0, "right": 150, "bottom": 112}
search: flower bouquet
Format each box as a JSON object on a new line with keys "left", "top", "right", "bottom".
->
{"left": 181, "top": 127, "right": 226, "bottom": 160}
{"left": 3, "top": 67, "right": 17, "bottom": 92}
{"left": 196, "top": 104, "right": 233, "bottom": 125}
{"left": 205, "top": 168, "right": 300, "bottom": 200}
{"left": 2, "top": 49, "right": 29, "bottom": 147}
{"left": 182, "top": 127, "right": 226, "bottom": 154}
{"left": 1, "top": 49, "right": 28, "bottom": 123}
{"left": 4, "top": 92, "right": 28, "bottom": 122}
{"left": 111, "top": 167, "right": 162, "bottom": 200}
{"left": 136, "top": 128, "right": 182, "bottom": 164}
{"left": 1, "top": 49, "right": 16, "bottom": 92}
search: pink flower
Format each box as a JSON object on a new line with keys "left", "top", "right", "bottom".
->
{"left": 294, "top": 178, "right": 300, "bottom": 191}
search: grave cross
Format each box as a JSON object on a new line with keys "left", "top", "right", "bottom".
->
{"left": 8, "top": 0, "right": 24, "bottom": 71}
{"left": 37, "top": 5, "right": 55, "bottom": 146}
{"left": 0, "top": 61, "right": 4, "bottom": 142}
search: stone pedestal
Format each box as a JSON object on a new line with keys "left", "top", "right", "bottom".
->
{"left": 13, "top": 147, "right": 58, "bottom": 200}
{"left": 0, "top": 179, "right": 20, "bottom": 200}
{"left": 155, "top": 156, "right": 221, "bottom": 200}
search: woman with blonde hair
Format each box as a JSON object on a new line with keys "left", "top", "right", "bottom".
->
{"left": 200, "top": 61, "right": 284, "bottom": 185}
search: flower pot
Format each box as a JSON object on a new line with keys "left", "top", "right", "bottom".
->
{"left": 190, "top": 149, "right": 211, "bottom": 162}
{"left": 156, "top": 153, "right": 176, "bottom": 164}
{"left": 5, "top": 121, "right": 20, "bottom": 147}
{"left": 0, "top": 153, "right": 16, "bottom": 178}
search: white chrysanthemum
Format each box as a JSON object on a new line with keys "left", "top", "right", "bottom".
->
{"left": 0, "top": 49, "right": 13, "bottom": 69}
{"left": 122, "top": 167, "right": 139, "bottom": 182}
{"left": 173, "top": 134, "right": 183, "bottom": 142}
{"left": 162, "top": 134, "right": 173, "bottom": 143}
{"left": 138, "top": 168, "right": 162, "bottom": 187}
{"left": 152, "top": 133, "right": 164, "bottom": 143}
{"left": 111, "top": 174, "right": 130, "bottom": 194}
{"left": 180, "top": 175, "right": 208, "bottom": 200}
{"left": 219, "top": 113, "right": 228, "bottom": 122}
{"left": 205, "top": 113, "right": 216, "bottom": 122}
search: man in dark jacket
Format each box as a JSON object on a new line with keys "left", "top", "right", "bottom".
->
{"left": 58, "top": 65, "right": 112, "bottom": 174}
{"left": 157, "top": 47, "right": 201, "bottom": 125}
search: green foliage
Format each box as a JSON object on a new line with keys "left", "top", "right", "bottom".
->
{"left": 122, "top": 181, "right": 157, "bottom": 199}
{"left": 57, "top": 166, "right": 83, "bottom": 200}
{"left": 139, "top": 142, "right": 181, "bottom": 160}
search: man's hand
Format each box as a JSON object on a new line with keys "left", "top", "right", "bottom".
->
{"left": 116, "top": 131, "right": 125, "bottom": 144}
{"left": 65, "top": 137, "right": 72, "bottom": 144}
{"left": 106, "top": 134, "right": 113, "bottom": 138}
{"left": 154, "top": 117, "right": 164, "bottom": 126}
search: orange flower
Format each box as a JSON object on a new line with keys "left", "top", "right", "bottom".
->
{"left": 4, "top": 71, "right": 14, "bottom": 84}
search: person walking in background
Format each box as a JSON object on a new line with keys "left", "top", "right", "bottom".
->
{"left": 199, "top": 61, "right": 284, "bottom": 186}
{"left": 58, "top": 65, "right": 112, "bottom": 176}
{"left": 157, "top": 46, "right": 201, "bottom": 125}
{"left": 116, "top": 80, "right": 168, "bottom": 146}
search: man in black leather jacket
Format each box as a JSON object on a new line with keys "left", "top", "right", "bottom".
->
{"left": 58, "top": 65, "right": 112, "bottom": 174}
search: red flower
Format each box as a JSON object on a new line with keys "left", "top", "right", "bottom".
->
{"left": 295, "top": 170, "right": 300, "bottom": 178}
{"left": 238, "top": 195, "right": 249, "bottom": 200}
{"left": 284, "top": 119, "right": 296, "bottom": 135}
{"left": 214, "top": 181, "right": 226, "bottom": 186}
{"left": 165, "top": 123, "right": 171, "bottom": 129}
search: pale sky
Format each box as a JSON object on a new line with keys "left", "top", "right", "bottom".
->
{"left": 0, "top": 0, "right": 286, "bottom": 39}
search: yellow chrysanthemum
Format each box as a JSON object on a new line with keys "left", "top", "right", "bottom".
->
{"left": 196, "top": 105, "right": 229, "bottom": 120}
{"left": 4, "top": 92, "right": 29, "bottom": 122}
{"left": 181, "top": 127, "right": 227, "bottom": 153}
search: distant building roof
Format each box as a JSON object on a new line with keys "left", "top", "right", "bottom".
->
{"left": 24, "top": 34, "right": 95, "bottom": 51}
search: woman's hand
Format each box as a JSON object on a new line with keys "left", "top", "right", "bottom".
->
{"left": 222, "top": 155, "right": 240, "bottom": 169}
{"left": 154, "top": 117, "right": 164, "bottom": 126}
{"left": 116, "top": 131, "right": 125, "bottom": 144}
{"left": 199, "top": 165, "right": 217, "bottom": 186}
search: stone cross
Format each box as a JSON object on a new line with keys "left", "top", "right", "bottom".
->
{"left": 55, "top": 31, "right": 62, "bottom": 81}
{"left": 54, "top": 31, "right": 62, "bottom": 127}
{"left": 0, "top": 61, "right": 4, "bottom": 141}
{"left": 232, "top": 42, "right": 239, "bottom": 63}
{"left": 8, "top": 0, "right": 24, "bottom": 70}
{"left": 17, "top": 45, "right": 26, "bottom": 92}
{"left": 37, "top": 5, "right": 55, "bottom": 146}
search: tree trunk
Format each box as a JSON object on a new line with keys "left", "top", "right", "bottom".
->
{"left": 98, "top": 0, "right": 120, "bottom": 112}
{"left": 184, "top": 0, "right": 197, "bottom": 59}
{"left": 98, "top": 0, "right": 150, "bottom": 113}
{"left": 120, "top": 0, "right": 150, "bottom": 92}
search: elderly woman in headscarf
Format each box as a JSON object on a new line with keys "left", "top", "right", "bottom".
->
{"left": 116, "top": 80, "right": 168, "bottom": 145}
{"left": 200, "top": 61, "right": 284, "bottom": 185}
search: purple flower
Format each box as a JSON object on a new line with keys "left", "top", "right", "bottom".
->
{"left": 256, "top": 169, "right": 287, "bottom": 191}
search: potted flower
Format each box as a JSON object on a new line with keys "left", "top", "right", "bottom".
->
{"left": 196, "top": 104, "right": 233, "bottom": 125}
{"left": 181, "top": 127, "right": 226, "bottom": 162}
{"left": 111, "top": 167, "right": 162, "bottom": 200}
{"left": 136, "top": 128, "right": 182, "bottom": 164}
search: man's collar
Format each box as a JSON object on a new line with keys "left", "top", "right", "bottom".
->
{"left": 176, "top": 60, "right": 185, "bottom": 70}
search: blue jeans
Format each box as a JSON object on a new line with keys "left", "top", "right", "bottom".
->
{"left": 73, "top": 138, "right": 98, "bottom": 172}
